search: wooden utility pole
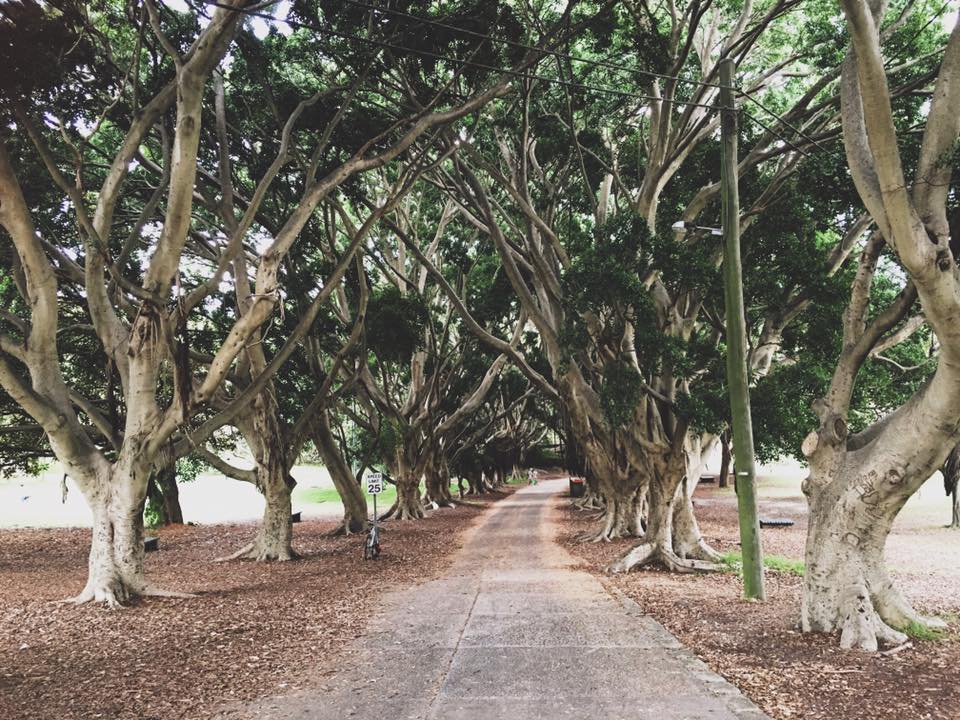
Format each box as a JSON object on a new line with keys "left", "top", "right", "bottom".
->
{"left": 719, "top": 58, "right": 766, "bottom": 600}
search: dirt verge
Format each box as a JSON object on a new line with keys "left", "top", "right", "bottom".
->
{"left": 558, "top": 483, "right": 960, "bottom": 720}
{"left": 0, "top": 490, "right": 510, "bottom": 720}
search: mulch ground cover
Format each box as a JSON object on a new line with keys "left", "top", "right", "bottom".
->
{"left": 0, "top": 490, "right": 510, "bottom": 720}
{"left": 558, "top": 481, "right": 960, "bottom": 720}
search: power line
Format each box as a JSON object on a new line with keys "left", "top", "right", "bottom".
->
{"left": 743, "top": 110, "right": 812, "bottom": 160}
{"left": 738, "top": 89, "right": 840, "bottom": 159}
{"left": 331, "top": 0, "right": 722, "bottom": 91}
{"left": 192, "top": 2, "right": 839, "bottom": 165}
{"left": 196, "top": 1, "right": 719, "bottom": 109}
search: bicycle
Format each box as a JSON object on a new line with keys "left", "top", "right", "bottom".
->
{"left": 364, "top": 516, "right": 382, "bottom": 560}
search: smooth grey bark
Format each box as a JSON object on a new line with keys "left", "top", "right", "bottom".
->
{"left": 312, "top": 411, "right": 367, "bottom": 534}
{"left": 797, "top": 0, "right": 960, "bottom": 650}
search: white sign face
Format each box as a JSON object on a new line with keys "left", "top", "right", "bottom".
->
{"left": 366, "top": 472, "right": 384, "bottom": 495}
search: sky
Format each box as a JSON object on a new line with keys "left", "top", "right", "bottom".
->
{"left": 163, "top": 0, "right": 292, "bottom": 39}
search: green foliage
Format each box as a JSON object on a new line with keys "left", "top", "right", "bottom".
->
{"left": 0, "top": 1, "right": 96, "bottom": 104}
{"left": 675, "top": 384, "right": 729, "bottom": 435}
{"left": 174, "top": 456, "right": 204, "bottom": 484}
{"left": 143, "top": 502, "right": 162, "bottom": 530}
{"left": 465, "top": 251, "right": 515, "bottom": 325}
{"left": 365, "top": 286, "right": 430, "bottom": 364}
{"left": 599, "top": 362, "right": 645, "bottom": 429}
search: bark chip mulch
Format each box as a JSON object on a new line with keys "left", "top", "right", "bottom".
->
{"left": 558, "top": 485, "right": 960, "bottom": 720}
{"left": 0, "top": 490, "right": 511, "bottom": 720}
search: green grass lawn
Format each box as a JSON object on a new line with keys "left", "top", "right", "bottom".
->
{"left": 292, "top": 480, "right": 465, "bottom": 514}
{"left": 720, "top": 551, "right": 805, "bottom": 577}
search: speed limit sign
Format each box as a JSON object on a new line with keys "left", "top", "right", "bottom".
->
{"left": 366, "top": 472, "right": 384, "bottom": 495}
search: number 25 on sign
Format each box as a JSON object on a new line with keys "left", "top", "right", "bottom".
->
{"left": 366, "top": 472, "right": 384, "bottom": 495}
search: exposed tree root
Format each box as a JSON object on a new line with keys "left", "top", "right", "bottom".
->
{"left": 872, "top": 582, "right": 948, "bottom": 633}
{"left": 424, "top": 499, "right": 456, "bottom": 511}
{"left": 803, "top": 573, "right": 947, "bottom": 652}
{"left": 676, "top": 536, "right": 724, "bottom": 563}
{"left": 390, "top": 497, "right": 426, "bottom": 520}
{"left": 578, "top": 529, "right": 612, "bottom": 543}
{"left": 607, "top": 540, "right": 723, "bottom": 574}
{"left": 215, "top": 542, "right": 299, "bottom": 562}
{"left": 59, "top": 581, "right": 192, "bottom": 608}
{"left": 838, "top": 583, "right": 909, "bottom": 652}
{"left": 59, "top": 587, "right": 126, "bottom": 610}
{"left": 214, "top": 542, "right": 255, "bottom": 562}
{"left": 325, "top": 521, "right": 364, "bottom": 537}
{"left": 572, "top": 491, "right": 604, "bottom": 511}
{"left": 142, "top": 586, "right": 196, "bottom": 599}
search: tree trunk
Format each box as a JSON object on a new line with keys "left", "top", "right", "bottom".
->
{"left": 395, "top": 474, "right": 425, "bottom": 519}
{"left": 594, "top": 488, "right": 643, "bottom": 540}
{"left": 564, "top": 390, "right": 642, "bottom": 541}
{"left": 247, "top": 467, "right": 296, "bottom": 560}
{"left": 719, "top": 432, "right": 732, "bottom": 489}
{"left": 466, "top": 469, "right": 488, "bottom": 495}
{"left": 801, "top": 427, "right": 950, "bottom": 651}
{"left": 155, "top": 465, "right": 183, "bottom": 525}
{"left": 802, "top": 470, "right": 912, "bottom": 650}
{"left": 390, "top": 450, "right": 425, "bottom": 520}
{"left": 226, "top": 398, "right": 297, "bottom": 561}
{"left": 672, "top": 477, "right": 722, "bottom": 562}
{"left": 72, "top": 468, "right": 149, "bottom": 608}
{"left": 311, "top": 412, "right": 367, "bottom": 535}
{"left": 673, "top": 436, "right": 722, "bottom": 561}
{"left": 425, "top": 472, "right": 454, "bottom": 507}
{"left": 609, "top": 450, "right": 722, "bottom": 573}
{"left": 424, "top": 452, "right": 455, "bottom": 508}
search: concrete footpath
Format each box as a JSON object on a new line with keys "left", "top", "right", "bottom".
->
{"left": 224, "top": 478, "right": 769, "bottom": 720}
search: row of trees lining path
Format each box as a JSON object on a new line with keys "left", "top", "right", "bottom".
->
{"left": 1, "top": 0, "right": 958, "bottom": 651}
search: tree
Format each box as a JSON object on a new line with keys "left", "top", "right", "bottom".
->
{"left": 0, "top": 0, "right": 256, "bottom": 606}
{"left": 941, "top": 445, "right": 960, "bottom": 529}
{"left": 799, "top": 0, "right": 960, "bottom": 650}
{"left": 0, "top": 0, "right": 550, "bottom": 603}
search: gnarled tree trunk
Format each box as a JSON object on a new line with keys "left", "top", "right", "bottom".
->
{"left": 390, "top": 448, "right": 426, "bottom": 520}
{"left": 312, "top": 411, "right": 367, "bottom": 535}
{"left": 70, "top": 459, "right": 153, "bottom": 608}
{"left": 248, "top": 465, "right": 296, "bottom": 561}
{"left": 424, "top": 454, "right": 455, "bottom": 508}
{"left": 802, "top": 462, "right": 921, "bottom": 650}
{"left": 798, "top": 0, "right": 960, "bottom": 649}
{"left": 147, "top": 464, "right": 184, "bottom": 526}
{"left": 609, "top": 449, "right": 721, "bottom": 573}
{"left": 224, "top": 394, "right": 297, "bottom": 561}
{"left": 672, "top": 434, "right": 722, "bottom": 562}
